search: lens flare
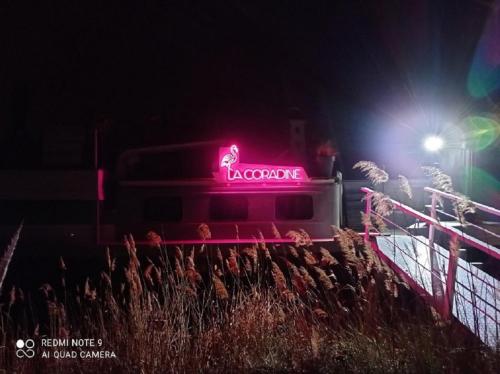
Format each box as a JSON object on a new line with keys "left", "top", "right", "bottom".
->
{"left": 468, "top": 167, "right": 500, "bottom": 207}
{"left": 467, "top": 3, "right": 500, "bottom": 98}
{"left": 464, "top": 116, "right": 500, "bottom": 151}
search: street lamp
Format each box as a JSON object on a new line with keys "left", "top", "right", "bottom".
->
{"left": 422, "top": 134, "right": 473, "bottom": 195}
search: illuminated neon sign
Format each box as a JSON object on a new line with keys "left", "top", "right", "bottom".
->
{"left": 214, "top": 145, "right": 309, "bottom": 183}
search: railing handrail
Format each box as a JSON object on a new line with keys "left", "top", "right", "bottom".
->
{"left": 430, "top": 207, "right": 500, "bottom": 240}
{"left": 361, "top": 186, "right": 499, "bottom": 346}
{"left": 361, "top": 187, "right": 500, "bottom": 259}
{"left": 424, "top": 187, "right": 500, "bottom": 217}
{"left": 373, "top": 210, "right": 499, "bottom": 306}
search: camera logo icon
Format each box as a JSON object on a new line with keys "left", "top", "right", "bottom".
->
{"left": 15, "top": 339, "right": 35, "bottom": 358}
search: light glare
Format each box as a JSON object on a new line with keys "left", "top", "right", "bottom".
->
{"left": 423, "top": 135, "right": 444, "bottom": 152}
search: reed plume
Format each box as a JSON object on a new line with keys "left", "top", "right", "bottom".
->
{"left": 271, "top": 261, "right": 288, "bottom": 293}
{"left": 226, "top": 247, "right": 240, "bottom": 277}
{"left": 353, "top": 161, "right": 389, "bottom": 185}
{"left": 422, "top": 166, "right": 453, "bottom": 193}
{"left": 301, "top": 248, "right": 318, "bottom": 266}
{"left": 198, "top": 223, "right": 212, "bottom": 240}
{"left": 319, "top": 247, "right": 339, "bottom": 267}
{"left": 213, "top": 273, "right": 229, "bottom": 300}
{"left": 299, "top": 266, "right": 317, "bottom": 289}
{"left": 271, "top": 223, "right": 282, "bottom": 239}
{"left": 422, "top": 166, "right": 476, "bottom": 223}
{"left": 398, "top": 174, "right": 413, "bottom": 199}
{"left": 312, "top": 266, "right": 335, "bottom": 291}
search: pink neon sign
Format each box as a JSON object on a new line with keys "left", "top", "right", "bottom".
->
{"left": 214, "top": 145, "right": 309, "bottom": 183}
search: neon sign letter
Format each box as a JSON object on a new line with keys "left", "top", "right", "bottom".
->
{"left": 214, "top": 145, "right": 309, "bottom": 183}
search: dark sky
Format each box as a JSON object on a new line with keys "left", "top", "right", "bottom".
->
{"left": 0, "top": 1, "right": 496, "bottom": 178}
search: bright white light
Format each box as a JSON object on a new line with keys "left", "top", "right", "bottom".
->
{"left": 423, "top": 135, "right": 444, "bottom": 152}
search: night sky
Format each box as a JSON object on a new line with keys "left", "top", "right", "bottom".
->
{"left": 0, "top": 1, "right": 498, "bottom": 183}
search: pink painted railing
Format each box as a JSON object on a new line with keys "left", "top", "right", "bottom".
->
{"left": 361, "top": 187, "right": 499, "bottom": 347}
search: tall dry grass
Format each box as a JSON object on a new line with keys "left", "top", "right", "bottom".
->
{"left": 422, "top": 166, "right": 476, "bottom": 223}
{"left": 0, "top": 226, "right": 498, "bottom": 373}
{"left": 0, "top": 224, "right": 22, "bottom": 294}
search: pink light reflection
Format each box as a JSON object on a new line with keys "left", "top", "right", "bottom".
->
{"left": 98, "top": 233, "right": 376, "bottom": 247}
{"left": 97, "top": 169, "right": 105, "bottom": 201}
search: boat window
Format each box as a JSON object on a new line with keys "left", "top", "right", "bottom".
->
{"left": 0, "top": 200, "right": 95, "bottom": 224}
{"left": 275, "top": 195, "right": 313, "bottom": 220}
{"left": 144, "top": 196, "right": 183, "bottom": 222}
{"left": 209, "top": 196, "right": 248, "bottom": 221}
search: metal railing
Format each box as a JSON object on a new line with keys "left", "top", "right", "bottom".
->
{"left": 424, "top": 187, "right": 500, "bottom": 258}
{"left": 361, "top": 187, "right": 499, "bottom": 348}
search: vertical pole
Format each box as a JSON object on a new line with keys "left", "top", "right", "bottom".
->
{"left": 429, "top": 192, "right": 446, "bottom": 315}
{"left": 364, "top": 192, "right": 372, "bottom": 243}
{"left": 462, "top": 143, "right": 473, "bottom": 197}
{"left": 94, "top": 127, "right": 99, "bottom": 170}
{"left": 94, "top": 128, "right": 100, "bottom": 246}
{"left": 445, "top": 235, "right": 459, "bottom": 320}
{"left": 428, "top": 192, "right": 437, "bottom": 250}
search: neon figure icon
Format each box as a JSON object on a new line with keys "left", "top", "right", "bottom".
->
{"left": 220, "top": 144, "right": 239, "bottom": 180}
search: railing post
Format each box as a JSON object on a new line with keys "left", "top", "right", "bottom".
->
{"left": 444, "top": 235, "right": 459, "bottom": 320}
{"left": 428, "top": 192, "right": 437, "bottom": 248}
{"left": 428, "top": 192, "right": 446, "bottom": 315}
{"left": 364, "top": 191, "right": 372, "bottom": 243}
